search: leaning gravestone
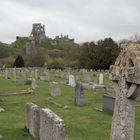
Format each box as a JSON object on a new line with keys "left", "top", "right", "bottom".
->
{"left": 75, "top": 83, "right": 85, "bottom": 106}
{"left": 40, "top": 108, "right": 65, "bottom": 140}
{"left": 49, "top": 82, "right": 61, "bottom": 97}
{"left": 109, "top": 43, "right": 140, "bottom": 140}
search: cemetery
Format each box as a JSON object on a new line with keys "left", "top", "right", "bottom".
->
{"left": 0, "top": 44, "right": 140, "bottom": 140}
{"left": 0, "top": 2, "right": 140, "bottom": 139}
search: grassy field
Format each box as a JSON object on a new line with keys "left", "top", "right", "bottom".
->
{"left": 0, "top": 72, "right": 140, "bottom": 140}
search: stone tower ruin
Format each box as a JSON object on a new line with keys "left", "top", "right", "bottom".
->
{"left": 29, "top": 23, "right": 46, "bottom": 44}
{"left": 26, "top": 23, "right": 46, "bottom": 54}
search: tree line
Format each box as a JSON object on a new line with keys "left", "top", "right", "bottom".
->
{"left": 0, "top": 37, "right": 120, "bottom": 69}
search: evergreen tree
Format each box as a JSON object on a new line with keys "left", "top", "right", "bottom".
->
{"left": 13, "top": 55, "right": 25, "bottom": 67}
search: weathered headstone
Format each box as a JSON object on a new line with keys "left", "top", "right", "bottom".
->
{"left": 0, "top": 135, "right": 3, "bottom": 140}
{"left": 99, "top": 73, "right": 103, "bottom": 85}
{"left": 44, "top": 71, "right": 50, "bottom": 81}
{"left": 13, "top": 68, "right": 16, "bottom": 81}
{"left": 84, "top": 74, "right": 91, "bottom": 82}
{"left": 49, "top": 82, "right": 61, "bottom": 97}
{"left": 68, "top": 74, "right": 76, "bottom": 87}
{"left": 40, "top": 108, "right": 65, "bottom": 140}
{"left": 21, "top": 70, "right": 27, "bottom": 84}
{"left": 35, "top": 69, "right": 38, "bottom": 79}
{"left": 75, "top": 83, "right": 85, "bottom": 106}
{"left": 75, "top": 75, "right": 80, "bottom": 81}
{"left": 0, "top": 107, "right": 5, "bottom": 113}
{"left": 31, "top": 78, "right": 37, "bottom": 90}
{"left": 102, "top": 95, "right": 115, "bottom": 114}
{"left": 109, "top": 43, "right": 140, "bottom": 140}
{"left": 25, "top": 102, "right": 40, "bottom": 139}
{"left": 4, "top": 69, "right": 8, "bottom": 79}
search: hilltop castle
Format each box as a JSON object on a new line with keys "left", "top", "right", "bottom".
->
{"left": 26, "top": 23, "right": 75, "bottom": 54}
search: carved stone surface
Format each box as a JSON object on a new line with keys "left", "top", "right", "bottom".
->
{"left": 40, "top": 108, "right": 65, "bottom": 140}
{"left": 25, "top": 102, "right": 40, "bottom": 139}
{"left": 109, "top": 43, "right": 140, "bottom": 140}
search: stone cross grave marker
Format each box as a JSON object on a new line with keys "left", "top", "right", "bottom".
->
{"left": 109, "top": 43, "right": 140, "bottom": 140}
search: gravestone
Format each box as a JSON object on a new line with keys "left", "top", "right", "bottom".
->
{"left": 4, "top": 69, "right": 8, "bottom": 79}
{"left": 0, "top": 107, "right": 5, "bottom": 113}
{"left": 102, "top": 95, "right": 115, "bottom": 114}
{"left": 75, "top": 83, "right": 85, "bottom": 106}
{"left": 25, "top": 102, "right": 40, "bottom": 139}
{"left": 84, "top": 74, "right": 91, "bottom": 82}
{"left": 99, "top": 73, "right": 103, "bottom": 85}
{"left": 31, "top": 78, "right": 37, "bottom": 90}
{"left": 68, "top": 74, "right": 76, "bottom": 87}
{"left": 40, "top": 108, "right": 65, "bottom": 140}
{"left": 21, "top": 70, "right": 27, "bottom": 84}
{"left": 0, "top": 135, "right": 3, "bottom": 140}
{"left": 49, "top": 82, "right": 61, "bottom": 97}
{"left": 43, "top": 71, "right": 50, "bottom": 81}
{"left": 13, "top": 68, "right": 16, "bottom": 81}
{"left": 75, "top": 75, "right": 80, "bottom": 81}
{"left": 35, "top": 69, "right": 38, "bottom": 79}
{"left": 109, "top": 43, "right": 140, "bottom": 140}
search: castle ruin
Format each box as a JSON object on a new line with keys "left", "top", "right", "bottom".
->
{"left": 26, "top": 23, "right": 46, "bottom": 54}
{"left": 29, "top": 23, "right": 46, "bottom": 44}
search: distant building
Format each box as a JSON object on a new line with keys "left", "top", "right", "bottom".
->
{"left": 29, "top": 23, "right": 46, "bottom": 44}
{"left": 26, "top": 23, "right": 47, "bottom": 54}
{"left": 54, "top": 34, "right": 74, "bottom": 43}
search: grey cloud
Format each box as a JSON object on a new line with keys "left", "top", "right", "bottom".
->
{"left": 0, "top": 0, "right": 140, "bottom": 43}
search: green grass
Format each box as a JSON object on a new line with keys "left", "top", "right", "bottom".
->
{"left": 0, "top": 73, "right": 140, "bottom": 140}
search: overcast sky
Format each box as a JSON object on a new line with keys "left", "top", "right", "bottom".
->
{"left": 0, "top": 0, "right": 140, "bottom": 43}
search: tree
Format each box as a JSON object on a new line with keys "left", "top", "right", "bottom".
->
{"left": 79, "top": 42, "right": 97, "bottom": 69}
{"left": 96, "top": 38, "right": 120, "bottom": 69}
{"left": 79, "top": 38, "right": 120, "bottom": 70}
{"left": 13, "top": 55, "right": 25, "bottom": 67}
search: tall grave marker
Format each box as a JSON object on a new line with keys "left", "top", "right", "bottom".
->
{"left": 109, "top": 43, "right": 140, "bottom": 140}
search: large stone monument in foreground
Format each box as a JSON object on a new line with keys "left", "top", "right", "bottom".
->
{"left": 109, "top": 43, "right": 140, "bottom": 140}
